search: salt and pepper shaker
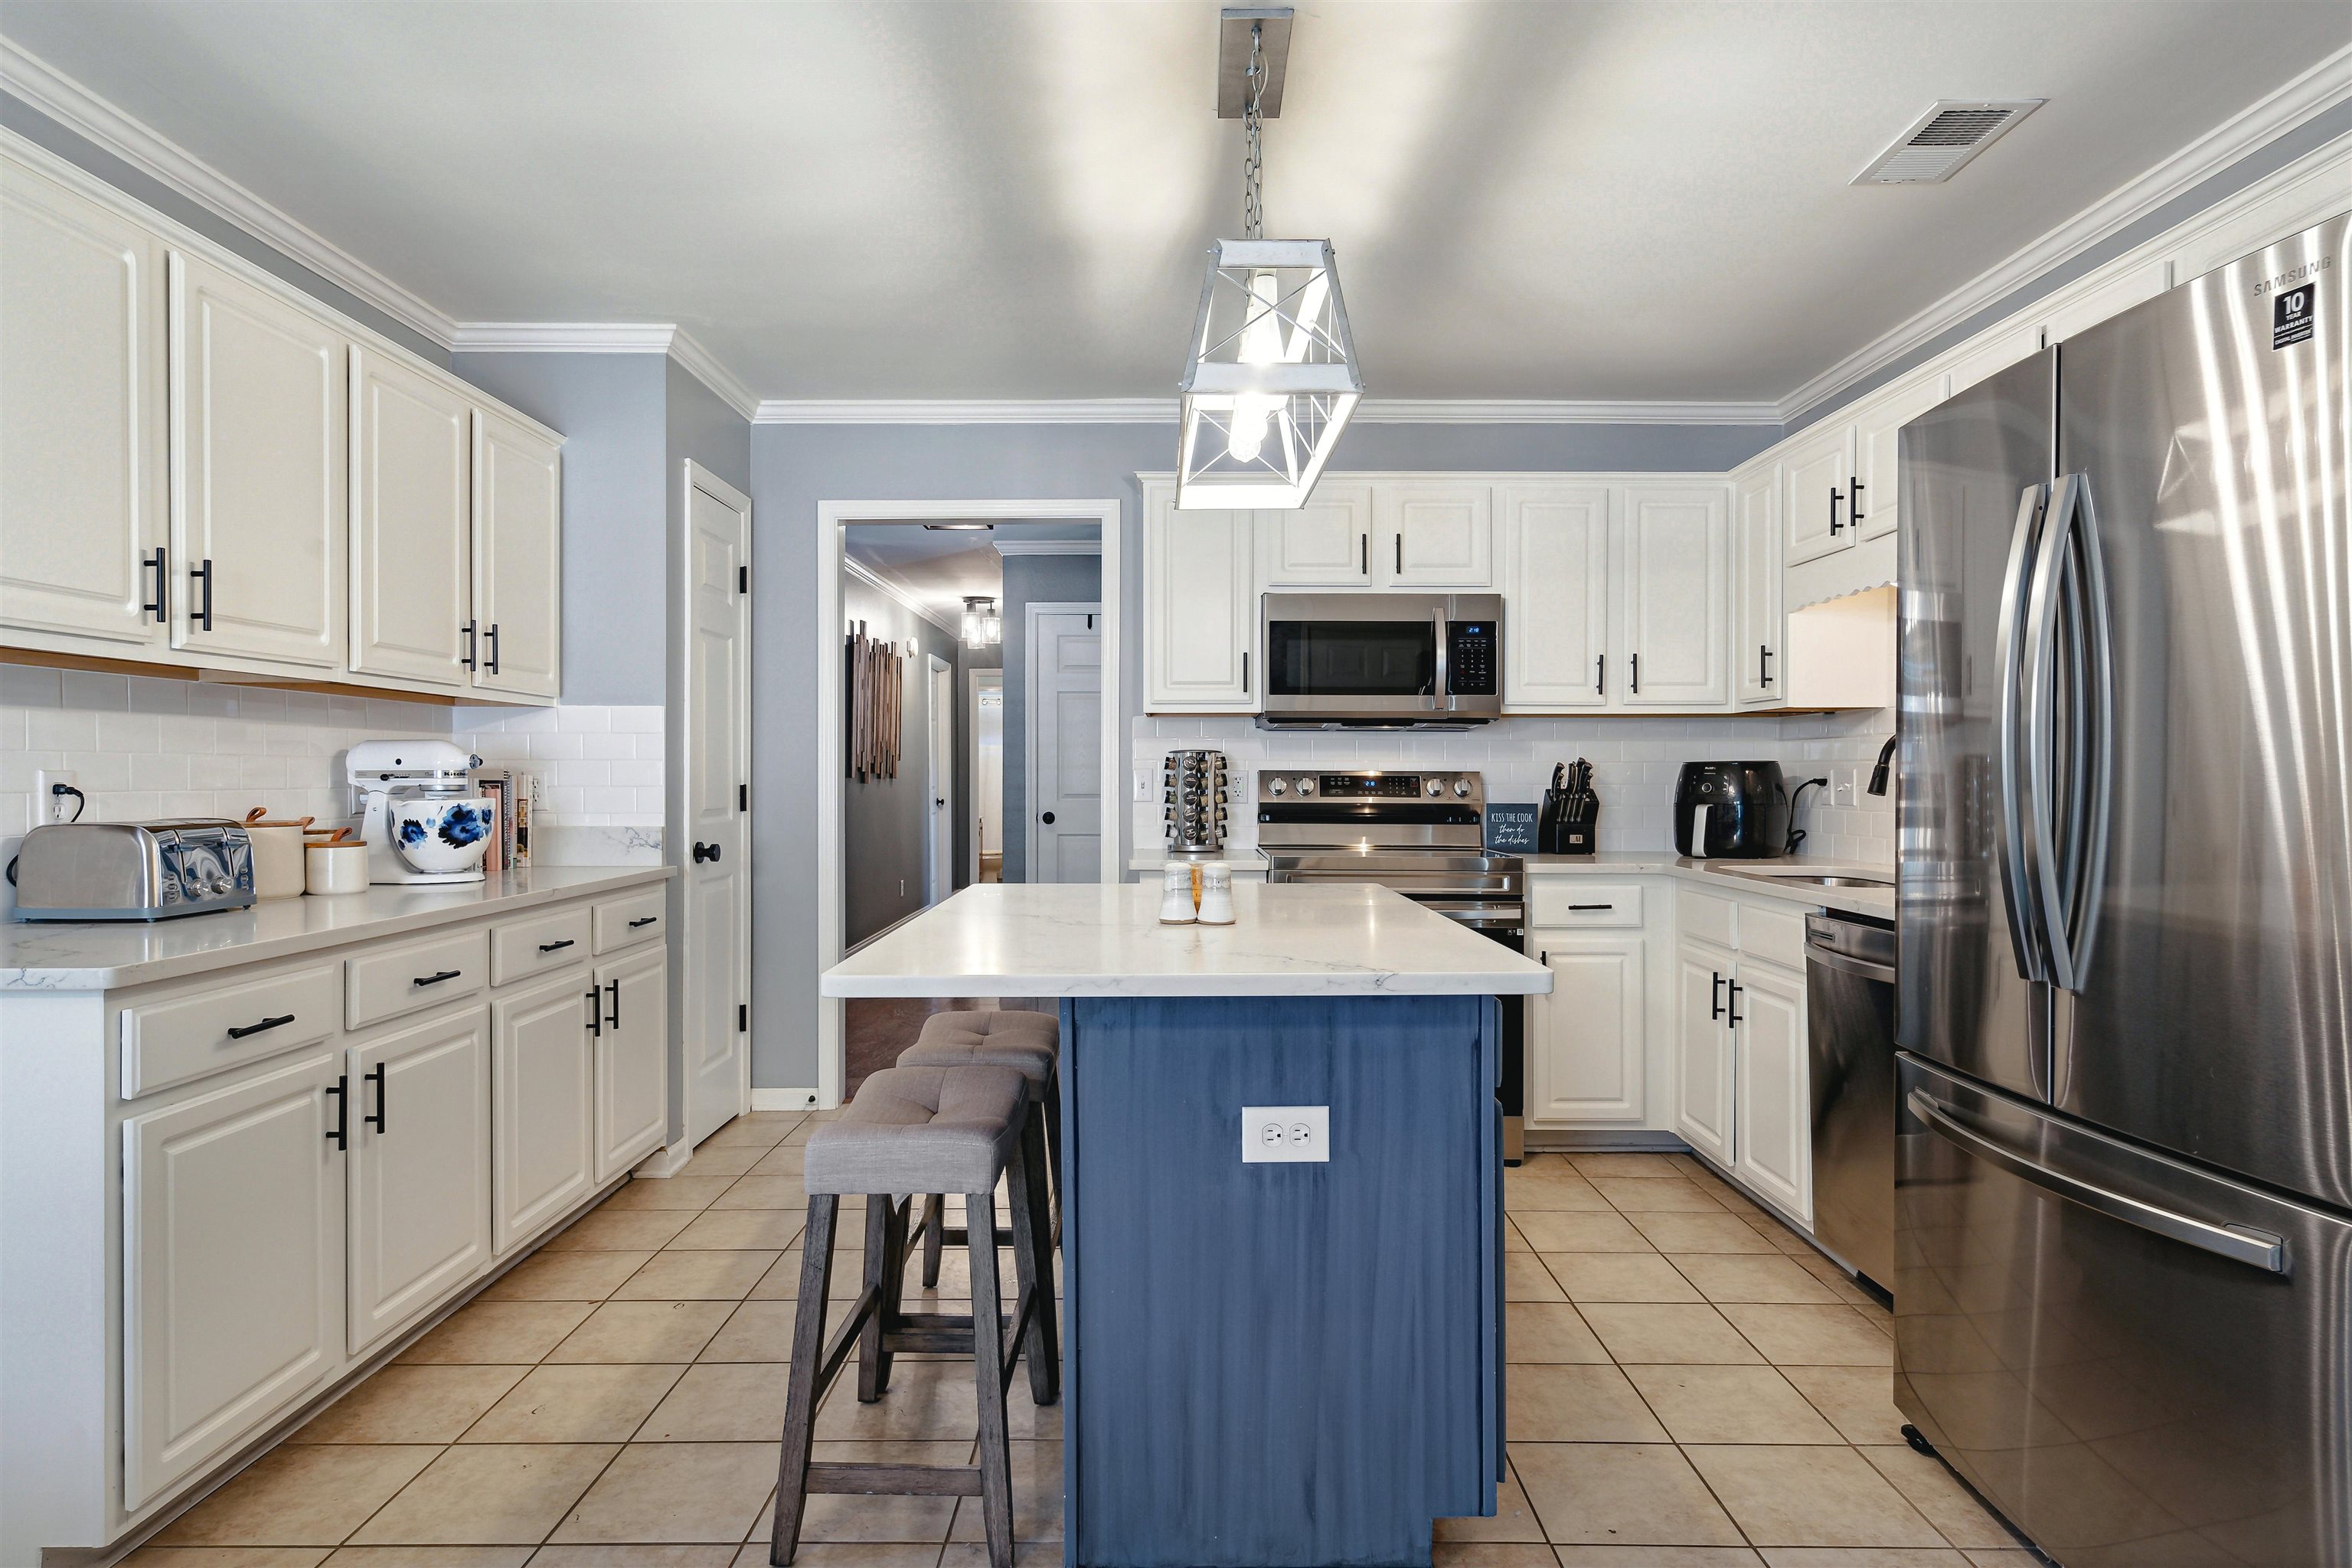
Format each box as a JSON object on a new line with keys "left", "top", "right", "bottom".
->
{"left": 1159, "top": 861, "right": 1199, "bottom": 924}
{"left": 1196, "top": 861, "right": 1236, "bottom": 925}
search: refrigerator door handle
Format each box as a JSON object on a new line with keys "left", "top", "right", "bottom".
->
{"left": 1994, "top": 481, "right": 2051, "bottom": 982}
{"left": 2046, "top": 472, "right": 2115, "bottom": 993}
{"left": 1906, "top": 1088, "right": 2288, "bottom": 1272}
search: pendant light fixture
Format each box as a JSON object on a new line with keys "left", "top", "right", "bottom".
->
{"left": 961, "top": 596, "right": 1002, "bottom": 648}
{"left": 1175, "top": 8, "right": 1361, "bottom": 511}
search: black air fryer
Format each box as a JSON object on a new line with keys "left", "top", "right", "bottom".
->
{"left": 1672, "top": 761, "right": 1790, "bottom": 858}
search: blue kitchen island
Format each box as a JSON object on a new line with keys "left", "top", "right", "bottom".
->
{"left": 823, "top": 882, "right": 1552, "bottom": 1567}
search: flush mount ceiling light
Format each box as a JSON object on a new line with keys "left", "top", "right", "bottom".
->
{"left": 1175, "top": 7, "right": 1362, "bottom": 511}
{"left": 961, "top": 596, "right": 1002, "bottom": 648}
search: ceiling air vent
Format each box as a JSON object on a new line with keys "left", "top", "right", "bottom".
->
{"left": 1854, "top": 100, "right": 2044, "bottom": 185}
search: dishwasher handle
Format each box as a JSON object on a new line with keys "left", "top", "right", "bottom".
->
{"left": 1806, "top": 941, "right": 1894, "bottom": 985}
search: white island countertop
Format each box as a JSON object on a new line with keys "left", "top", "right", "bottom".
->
{"left": 825, "top": 882, "right": 1554, "bottom": 998}
{"left": 2, "top": 865, "right": 671, "bottom": 991}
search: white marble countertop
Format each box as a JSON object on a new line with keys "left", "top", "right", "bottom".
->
{"left": 825, "top": 883, "right": 1554, "bottom": 998}
{"left": 2, "top": 865, "right": 671, "bottom": 991}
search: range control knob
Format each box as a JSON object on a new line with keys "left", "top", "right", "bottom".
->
{"left": 1295, "top": 777, "right": 1316, "bottom": 796}
{"left": 1267, "top": 776, "right": 1286, "bottom": 797}
{"left": 1453, "top": 777, "right": 1473, "bottom": 798}
{"left": 1424, "top": 777, "right": 1445, "bottom": 798}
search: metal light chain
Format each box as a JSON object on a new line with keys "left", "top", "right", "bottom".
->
{"left": 1242, "top": 21, "right": 1264, "bottom": 239}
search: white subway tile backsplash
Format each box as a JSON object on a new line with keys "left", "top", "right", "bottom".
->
{"left": 450, "top": 704, "right": 667, "bottom": 826}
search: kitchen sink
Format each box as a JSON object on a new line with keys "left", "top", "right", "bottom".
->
{"left": 1714, "top": 868, "right": 1895, "bottom": 889}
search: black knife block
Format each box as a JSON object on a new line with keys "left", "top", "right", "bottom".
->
{"left": 1537, "top": 792, "right": 1599, "bottom": 855}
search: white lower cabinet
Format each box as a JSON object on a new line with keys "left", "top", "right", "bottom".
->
{"left": 1527, "top": 933, "right": 1645, "bottom": 1126}
{"left": 593, "top": 946, "right": 669, "bottom": 1181}
{"left": 345, "top": 1006, "right": 492, "bottom": 1355}
{"left": 1729, "top": 959, "right": 1809, "bottom": 1220}
{"left": 1674, "top": 942, "right": 1736, "bottom": 1167}
{"left": 122, "top": 1050, "right": 345, "bottom": 1510}
{"left": 493, "top": 969, "right": 599, "bottom": 1251}
{"left": 1673, "top": 889, "right": 1814, "bottom": 1227}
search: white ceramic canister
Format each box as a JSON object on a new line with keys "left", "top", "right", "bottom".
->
{"left": 1158, "top": 861, "right": 1197, "bottom": 924}
{"left": 1196, "top": 861, "right": 1236, "bottom": 925}
{"left": 305, "top": 841, "right": 369, "bottom": 895}
{"left": 243, "top": 812, "right": 313, "bottom": 899}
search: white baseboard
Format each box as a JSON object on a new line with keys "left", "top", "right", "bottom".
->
{"left": 753, "top": 1086, "right": 823, "bottom": 1112}
{"left": 632, "top": 1141, "right": 694, "bottom": 1178}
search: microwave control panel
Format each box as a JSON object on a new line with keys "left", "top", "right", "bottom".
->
{"left": 1448, "top": 621, "right": 1498, "bottom": 696}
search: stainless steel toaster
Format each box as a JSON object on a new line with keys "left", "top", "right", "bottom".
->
{"left": 8, "top": 820, "right": 256, "bottom": 921}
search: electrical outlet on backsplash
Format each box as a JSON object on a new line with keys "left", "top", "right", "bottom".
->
{"left": 1132, "top": 712, "right": 1896, "bottom": 866}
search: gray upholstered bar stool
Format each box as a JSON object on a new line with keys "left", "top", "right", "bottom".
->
{"left": 896, "top": 1009, "right": 1061, "bottom": 1286}
{"left": 770, "top": 1063, "right": 1058, "bottom": 1568}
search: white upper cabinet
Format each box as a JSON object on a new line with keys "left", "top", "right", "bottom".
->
{"left": 471, "top": 408, "right": 564, "bottom": 701}
{"left": 350, "top": 349, "right": 472, "bottom": 687}
{"left": 169, "top": 251, "right": 348, "bottom": 668}
{"left": 1733, "top": 468, "right": 1782, "bottom": 708}
{"left": 0, "top": 159, "right": 168, "bottom": 649}
{"left": 1259, "top": 482, "right": 1374, "bottom": 586}
{"left": 1780, "top": 420, "right": 1856, "bottom": 567}
{"left": 1143, "top": 479, "right": 1256, "bottom": 709}
{"left": 1619, "top": 484, "right": 1730, "bottom": 708}
{"left": 1852, "top": 371, "right": 1947, "bottom": 544}
{"left": 1377, "top": 481, "right": 1494, "bottom": 586}
{"left": 1501, "top": 483, "right": 1610, "bottom": 708}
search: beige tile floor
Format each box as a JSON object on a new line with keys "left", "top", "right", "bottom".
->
{"left": 126, "top": 1123, "right": 2030, "bottom": 1568}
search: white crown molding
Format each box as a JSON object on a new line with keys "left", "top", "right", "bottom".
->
{"left": 447, "top": 322, "right": 760, "bottom": 422}
{"left": 1356, "top": 398, "right": 1779, "bottom": 426}
{"left": 666, "top": 329, "right": 760, "bottom": 423}
{"left": 994, "top": 539, "right": 1102, "bottom": 557}
{"left": 1, "top": 38, "right": 459, "bottom": 347}
{"left": 753, "top": 396, "right": 1777, "bottom": 425}
{"left": 1777, "top": 41, "right": 2352, "bottom": 421}
{"left": 841, "top": 555, "right": 963, "bottom": 639}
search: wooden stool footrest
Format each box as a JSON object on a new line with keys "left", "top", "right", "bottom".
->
{"left": 805, "top": 1462, "right": 982, "bottom": 1498}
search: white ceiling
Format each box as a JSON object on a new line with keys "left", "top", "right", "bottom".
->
{"left": 844, "top": 521, "right": 1096, "bottom": 620}
{"left": 4, "top": 2, "right": 2346, "bottom": 403}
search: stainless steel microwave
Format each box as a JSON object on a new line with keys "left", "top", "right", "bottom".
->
{"left": 1258, "top": 593, "right": 1503, "bottom": 726}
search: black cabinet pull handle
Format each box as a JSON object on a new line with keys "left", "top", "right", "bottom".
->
{"left": 1596, "top": 654, "right": 1604, "bottom": 697}
{"left": 486, "top": 622, "right": 500, "bottom": 675}
{"left": 539, "top": 938, "right": 576, "bottom": 952}
{"left": 364, "top": 1062, "right": 387, "bottom": 1133}
{"left": 226, "top": 1012, "right": 295, "bottom": 1040}
{"left": 1538, "top": 950, "right": 1547, "bottom": 965}
{"left": 412, "top": 969, "right": 462, "bottom": 988}
{"left": 1710, "top": 972, "right": 1726, "bottom": 1021}
{"left": 191, "top": 557, "right": 214, "bottom": 630}
{"left": 1630, "top": 653, "right": 1640, "bottom": 695}
{"left": 462, "top": 619, "right": 478, "bottom": 671}
{"left": 1850, "top": 475, "right": 1866, "bottom": 524}
{"left": 1828, "top": 486, "right": 1844, "bottom": 535}
{"left": 586, "top": 987, "right": 603, "bottom": 1037}
{"left": 142, "top": 547, "right": 167, "bottom": 621}
{"left": 325, "top": 1074, "right": 348, "bottom": 1150}
{"left": 1567, "top": 903, "right": 1613, "bottom": 911}
{"left": 1761, "top": 645, "right": 1774, "bottom": 688}
{"left": 1728, "top": 981, "right": 1745, "bottom": 1027}
{"left": 627, "top": 916, "right": 658, "bottom": 929}
{"left": 605, "top": 978, "right": 620, "bottom": 1030}
{"left": 1241, "top": 650, "right": 1250, "bottom": 695}
{"left": 692, "top": 841, "right": 721, "bottom": 864}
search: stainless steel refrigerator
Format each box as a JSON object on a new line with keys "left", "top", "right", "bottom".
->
{"left": 1896, "top": 210, "right": 2351, "bottom": 1567}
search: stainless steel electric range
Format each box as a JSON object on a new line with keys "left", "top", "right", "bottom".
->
{"left": 1256, "top": 769, "right": 1527, "bottom": 1161}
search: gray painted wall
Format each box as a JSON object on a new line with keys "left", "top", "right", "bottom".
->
{"left": 840, "top": 578, "right": 962, "bottom": 946}
{"left": 999, "top": 550, "right": 1103, "bottom": 884}
{"left": 449, "top": 352, "right": 669, "bottom": 705}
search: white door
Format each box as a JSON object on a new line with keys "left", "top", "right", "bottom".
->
{"left": 1027, "top": 603, "right": 1103, "bottom": 884}
{"left": 595, "top": 946, "right": 669, "bottom": 1180}
{"left": 1378, "top": 481, "right": 1494, "bottom": 586}
{"left": 1142, "top": 479, "right": 1255, "bottom": 709}
{"left": 1674, "top": 946, "right": 1735, "bottom": 1168}
{"left": 122, "top": 1050, "right": 344, "bottom": 1509}
{"left": 1502, "top": 484, "right": 1610, "bottom": 708}
{"left": 1733, "top": 468, "right": 1783, "bottom": 708}
{"left": 471, "top": 408, "right": 563, "bottom": 699}
{"left": 346, "top": 1006, "right": 492, "bottom": 1354}
{"left": 927, "top": 655, "right": 954, "bottom": 902}
{"left": 680, "top": 464, "right": 750, "bottom": 1147}
{"left": 1619, "top": 484, "right": 1730, "bottom": 708}
{"left": 350, "top": 348, "right": 472, "bottom": 687}
{"left": 1781, "top": 421, "right": 1856, "bottom": 567}
{"left": 492, "top": 970, "right": 597, "bottom": 1253}
{"left": 1527, "top": 935, "right": 1646, "bottom": 1126}
{"left": 168, "top": 250, "right": 347, "bottom": 668}
{"left": 1732, "top": 959, "right": 1811, "bottom": 1222}
{"left": 1259, "top": 481, "right": 1374, "bottom": 586}
{"left": 0, "top": 156, "right": 168, "bottom": 650}
{"left": 1852, "top": 371, "right": 1948, "bottom": 544}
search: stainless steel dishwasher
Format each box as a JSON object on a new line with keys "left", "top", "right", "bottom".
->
{"left": 1806, "top": 910, "right": 1896, "bottom": 1291}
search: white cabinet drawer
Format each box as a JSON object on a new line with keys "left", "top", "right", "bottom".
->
{"left": 1738, "top": 903, "right": 1808, "bottom": 971}
{"left": 592, "top": 887, "right": 665, "bottom": 955}
{"left": 1528, "top": 881, "right": 1644, "bottom": 928}
{"left": 1677, "top": 887, "right": 1738, "bottom": 951}
{"left": 345, "top": 929, "right": 488, "bottom": 1030}
{"left": 491, "top": 905, "right": 593, "bottom": 986}
{"left": 120, "top": 964, "right": 343, "bottom": 1099}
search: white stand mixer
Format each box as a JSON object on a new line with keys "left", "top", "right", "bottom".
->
{"left": 347, "top": 740, "right": 495, "bottom": 885}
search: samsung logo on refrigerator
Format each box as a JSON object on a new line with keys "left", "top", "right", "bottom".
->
{"left": 2251, "top": 254, "right": 2332, "bottom": 296}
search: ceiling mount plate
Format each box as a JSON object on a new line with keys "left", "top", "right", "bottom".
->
{"left": 1217, "top": 7, "right": 1293, "bottom": 119}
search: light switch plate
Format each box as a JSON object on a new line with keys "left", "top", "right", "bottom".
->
{"left": 1242, "top": 1105, "right": 1330, "bottom": 1163}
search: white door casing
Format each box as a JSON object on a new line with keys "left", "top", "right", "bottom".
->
{"left": 1027, "top": 603, "right": 1104, "bottom": 885}
{"left": 492, "top": 970, "right": 597, "bottom": 1251}
{"left": 680, "top": 462, "right": 750, "bottom": 1147}
{"left": 927, "top": 655, "right": 954, "bottom": 903}
{"left": 349, "top": 348, "right": 471, "bottom": 687}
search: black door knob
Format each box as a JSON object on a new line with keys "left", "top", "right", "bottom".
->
{"left": 693, "top": 841, "right": 722, "bottom": 864}
{"left": 1040, "top": 812, "right": 1056, "bottom": 825}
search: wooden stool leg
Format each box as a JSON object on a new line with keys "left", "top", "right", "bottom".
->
{"left": 1043, "top": 1070, "right": 1063, "bottom": 1246}
{"left": 967, "top": 1189, "right": 1015, "bottom": 1568}
{"left": 771, "top": 1195, "right": 839, "bottom": 1566}
{"left": 857, "top": 1196, "right": 892, "bottom": 1402}
{"left": 920, "top": 1192, "right": 946, "bottom": 1288}
{"left": 1006, "top": 1106, "right": 1060, "bottom": 1406}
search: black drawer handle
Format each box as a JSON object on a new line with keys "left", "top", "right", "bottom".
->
{"left": 486, "top": 622, "right": 501, "bottom": 675}
{"left": 538, "top": 938, "right": 576, "bottom": 952}
{"left": 628, "top": 916, "right": 658, "bottom": 929}
{"left": 364, "top": 1062, "right": 387, "bottom": 1133}
{"left": 226, "top": 1012, "right": 295, "bottom": 1040}
{"left": 462, "top": 618, "right": 478, "bottom": 671}
{"left": 412, "top": 969, "right": 462, "bottom": 988}
{"left": 1567, "top": 903, "right": 1614, "bottom": 912}
{"left": 191, "top": 557, "right": 214, "bottom": 630}
{"left": 1850, "top": 475, "right": 1866, "bottom": 524}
